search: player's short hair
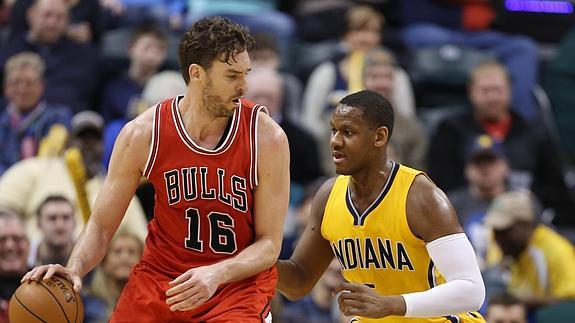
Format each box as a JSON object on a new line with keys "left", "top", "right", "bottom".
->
{"left": 339, "top": 90, "right": 394, "bottom": 137}
{"left": 36, "top": 195, "right": 74, "bottom": 219}
{"left": 4, "top": 52, "right": 45, "bottom": 79}
{"left": 178, "top": 16, "right": 255, "bottom": 84}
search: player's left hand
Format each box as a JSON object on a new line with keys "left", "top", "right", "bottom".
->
{"left": 165, "top": 265, "right": 222, "bottom": 311}
{"left": 334, "top": 283, "right": 405, "bottom": 318}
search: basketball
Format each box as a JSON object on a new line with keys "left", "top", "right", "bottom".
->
{"left": 8, "top": 276, "right": 84, "bottom": 323}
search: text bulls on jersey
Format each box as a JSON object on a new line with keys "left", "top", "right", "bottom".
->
{"left": 164, "top": 167, "right": 248, "bottom": 212}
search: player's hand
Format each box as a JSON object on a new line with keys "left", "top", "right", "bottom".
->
{"left": 165, "top": 265, "right": 222, "bottom": 311}
{"left": 21, "top": 264, "right": 83, "bottom": 293}
{"left": 334, "top": 283, "right": 405, "bottom": 318}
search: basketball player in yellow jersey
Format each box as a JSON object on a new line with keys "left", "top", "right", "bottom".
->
{"left": 277, "top": 90, "right": 486, "bottom": 322}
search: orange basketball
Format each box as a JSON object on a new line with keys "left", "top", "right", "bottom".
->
{"left": 9, "top": 275, "right": 84, "bottom": 323}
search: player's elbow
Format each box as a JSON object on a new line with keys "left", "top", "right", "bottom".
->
{"left": 279, "top": 280, "right": 315, "bottom": 301}
{"left": 276, "top": 260, "right": 316, "bottom": 301}
{"left": 458, "top": 277, "right": 486, "bottom": 312}
{"left": 258, "top": 238, "right": 281, "bottom": 269}
{"left": 281, "top": 288, "right": 312, "bottom": 301}
{"left": 470, "top": 278, "right": 486, "bottom": 311}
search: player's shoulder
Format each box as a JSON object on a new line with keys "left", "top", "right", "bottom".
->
{"left": 407, "top": 174, "right": 446, "bottom": 212}
{"left": 315, "top": 177, "right": 338, "bottom": 202}
{"left": 406, "top": 174, "right": 462, "bottom": 241}
{"left": 120, "top": 105, "right": 157, "bottom": 146}
{"left": 256, "top": 110, "right": 287, "bottom": 149}
{"left": 309, "top": 177, "right": 338, "bottom": 222}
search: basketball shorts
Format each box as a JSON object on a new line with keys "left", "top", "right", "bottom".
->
{"left": 110, "top": 262, "right": 276, "bottom": 322}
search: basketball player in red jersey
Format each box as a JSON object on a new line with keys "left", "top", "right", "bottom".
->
{"left": 22, "top": 17, "right": 290, "bottom": 322}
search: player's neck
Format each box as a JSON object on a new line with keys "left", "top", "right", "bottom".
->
{"left": 349, "top": 159, "right": 393, "bottom": 199}
{"left": 178, "top": 94, "right": 230, "bottom": 148}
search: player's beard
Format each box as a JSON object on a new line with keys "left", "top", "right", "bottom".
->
{"left": 202, "top": 79, "right": 235, "bottom": 118}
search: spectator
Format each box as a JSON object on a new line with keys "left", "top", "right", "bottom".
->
{"left": 0, "top": 52, "right": 71, "bottom": 175}
{"left": 0, "top": 210, "right": 30, "bottom": 323}
{"left": 362, "top": 47, "right": 427, "bottom": 169}
{"left": 250, "top": 32, "right": 303, "bottom": 124}
{"left": 99, "top": 24, "right": 167, "bottom": 123}
{"left": 28, "top": 195, "right": 76, "bottom": 267}
{"left": 0, "top": 0, "right": 99, "bottom": 112}
{"left": 428, "top": 61, "right": 575, "bottom": 226}
{"left": 486, "top": 293, "right": 527, "bottom": 323}
{"left": 399, "top": 0, "right": 538, "bottom": 121}
{"left": 449, "top": 134, "right": 509, "bottom": 228}
{"left": 9, "top": 0, "right": 104, "bottom": 44}
{"left": 484, "top": 191, "right": 575, "bottom": 309}
{"left": 83, "top": 231, "right": 143, "bottom": 323}
{"left": 246, "top": 67, "right": 323, "bottom": 186}
{"left": 0, "top": 111, "right": 148, "bottom": 241}
{"left": 448, "top": 135, "right": 510, "bottom": 269}
{"left": 301, "top": 5, "right": 415, "bottom": 174}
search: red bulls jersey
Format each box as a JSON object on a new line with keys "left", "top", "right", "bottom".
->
{"left": 142, "top": 96, "right": 268, "bottom": 277}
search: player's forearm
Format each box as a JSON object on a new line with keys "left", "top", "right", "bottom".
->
{"left": 402, "top": 233, "right": 485, "bottom": 317}
{"left": 276, "top": 259, "right": 314, "bottom": 300}
{"left": 213, "top": 237, "right": 280, "bottom": 285}
{"left": 66, "top": 219, "right": 114, "bottom": 277}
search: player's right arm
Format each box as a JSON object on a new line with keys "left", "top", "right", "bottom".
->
{"left": 22, "top": 109, "right": 154, "bottom": 292}
{"left": 276, "top": 178, "right": 336, "bottom": 300}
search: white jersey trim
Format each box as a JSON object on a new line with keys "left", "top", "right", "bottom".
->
{"left": 143, "top": 102, "right": 161, "bottom": 178}
{"left": 172, "top": 95, "right": 241, "bottom": 155}
{"left": 249, "top": 105, "right": 269, "bottom": 189}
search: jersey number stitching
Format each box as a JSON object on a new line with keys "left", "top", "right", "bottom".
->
{"left": 184, "top": 208, "right": 238, "bottom": 254}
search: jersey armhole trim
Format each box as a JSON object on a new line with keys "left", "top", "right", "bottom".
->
{"left": 143, "top": 102, "right": 162, "bottom": 178}
{"left": 403, "top": 170, "right": 429, "bottom": 246}
{"left": 249, "top": 105, "right": 269, "bottom": 189}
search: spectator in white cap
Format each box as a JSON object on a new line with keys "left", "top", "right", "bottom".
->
{"left": 484, "top": 190, "right": 575, "bottom": 310}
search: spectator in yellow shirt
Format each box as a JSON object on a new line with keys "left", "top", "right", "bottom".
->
{"left": 484, "top": 191, "right": 575, "bottom": 309}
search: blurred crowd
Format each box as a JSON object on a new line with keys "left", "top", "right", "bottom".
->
{"left": 0, "top": 0, "right": 574, "bottom": 322}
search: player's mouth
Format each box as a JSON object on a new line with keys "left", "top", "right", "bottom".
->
{"left": 332, "top": 152, "right": 346, "bottom": 164}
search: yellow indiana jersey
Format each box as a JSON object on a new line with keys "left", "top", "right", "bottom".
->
{"left": 321, "top": 162, "right": 485, "bottom": 323}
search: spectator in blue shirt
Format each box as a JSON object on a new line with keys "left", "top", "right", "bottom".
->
{"left": 0, "top": 52, "right": 71, "bottom": 176}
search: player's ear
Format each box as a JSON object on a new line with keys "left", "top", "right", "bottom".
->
{"left": 374, "top": 126, "right": 389, "bottom": 148}
{"left": 188, "top": 64, "right": 204, "bottom": 82}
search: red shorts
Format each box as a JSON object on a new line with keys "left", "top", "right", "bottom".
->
{"left": 110, "top": 262, "right": 276, "bottom": 322}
